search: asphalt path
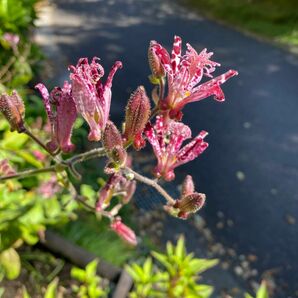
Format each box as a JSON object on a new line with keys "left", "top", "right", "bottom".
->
{"left": 37, "top": 0, "right": 298, "bottom": 296}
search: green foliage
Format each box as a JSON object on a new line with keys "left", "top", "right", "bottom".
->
{"left": 245, "top": 281, "right": 269, "bottom": 298}
{"left": 0, "top": 0, "right": 42, "bottom": 93}
{"left": 126, "top": 236, "right": 218, "bottom": 298}
{"left": 0, "top": 247, "right": 20, "bottom": 280}
{"left": 71, "top": 259, "right": 109, "bottom": 298}
{"left": 186, "top": 0, "right": 298, "bottom": 46}
{"left": 0, "top": 122, "right": 78, "bottom": 281}
{"left": 0, "top": 0, "right": 38, "bottom": 34}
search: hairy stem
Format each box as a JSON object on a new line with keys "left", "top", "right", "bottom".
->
{"left": 0, "top": 165, "right": 58, "bottom": 181}
{"left": 124, "top": 167, "right": 175, "bottom": 205}
{"left": 67, "top": 147, "right": 106, "bottom": 166}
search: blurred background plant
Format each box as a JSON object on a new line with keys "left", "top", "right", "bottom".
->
{"left": 0, "top": 0, "right": 42, "bottom": 94}
{"left": 184, "top": 0, "right": 298, "bottom": 47}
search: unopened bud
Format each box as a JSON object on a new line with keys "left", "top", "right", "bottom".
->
{"left": 110, "top": 216, "right": 137, "bottom": 246}
{"left": 103, "top": 121, "right": 127, "bottom": 166}
{"left": 174, "top": 192, "right": 206, "bottom": 219}
{"left": 181, "top": 175, "right": 195, "bottom": 198}
{"left": 103, "top": 121, "right": 123, "bottom": 151}
{"left": 0, "top": 91, "right": 25, "bottom": 133}
{"left": 123, "top": 86, "right": 151, "bottom": 150}
{"left": 148, "top": 40, "right": 165, "bottom": 78}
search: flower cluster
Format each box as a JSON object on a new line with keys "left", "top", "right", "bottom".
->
{"left": 0, "top": 36, "right": 237, "bottom": 245}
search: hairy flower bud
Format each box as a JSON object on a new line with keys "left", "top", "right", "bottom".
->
{"left": 103, "top": 121, "right": 127, "bottom": 168}
{"left": 181, "top": 175, "right": 195, "bottom": 197}
{"left": 0, "top": 91, "right": 25, "bottom": 133}
{"left": 148, "top": 40, "right": 165, "bottom": 79}
{"left": 173, "top": 192, "right": 206, "bottom": 219}
{"left": 110, "top": 217, "right": 137, "bottom": 246}
{"left": 103, "top": 121, "right": 123, "bottom": 151}
{"left": 123, "top": 86, "right": 151, "bottom": 150}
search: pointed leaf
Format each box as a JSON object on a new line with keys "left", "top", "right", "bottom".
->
{"left": 256, "top": 281, "right": 269, "bottom": 298}
{"left": 44, "top": 278, "right": 59, "bottom": 298}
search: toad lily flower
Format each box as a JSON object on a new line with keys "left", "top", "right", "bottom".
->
{"left": 36, "top": 82, "right": 77, "bottom": 153}
{"left": 150, "top": 36, "right": 238, "bottom": 120}
{"left": 70, "top": 57, "right": 122, "bottom": 141}
{"left": 145, "top": 116, "right": 208, "bottom": 181}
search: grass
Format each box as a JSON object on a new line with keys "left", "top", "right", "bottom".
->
{"left": 184, "top": 0, "right": 298, "bottom": 46}
{"left": 55, "top": 210, "right": 137, "bottom": 267}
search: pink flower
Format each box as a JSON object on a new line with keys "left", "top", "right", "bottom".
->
{"left": 151, "top": 36, "right": 238, "bottom": 119}
{"left": 0, "top": 159, "right": 15, "bottom": 176}
{"left": 36, "top": 81, "right": 77, "bottom": 153}
{"left": 70, "top": 57, "right": 122, "bottom": 141}
{"left": 145, "top": 116, "right": 208, "bottom": 181}
{"left": 110, "top": 217, "right": 137, "bottom": 246}
{"left": 3, "top": 33, "right": 20, "bottom": 48}
{"left": 37, "top": 175, "right": 61, "bottom": 198}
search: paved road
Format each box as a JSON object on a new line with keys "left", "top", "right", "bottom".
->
{"left": 37, "top": 0, "right": 298, "bottom": 296}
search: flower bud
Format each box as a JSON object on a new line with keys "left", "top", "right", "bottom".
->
{"left": 110, "top": 217, "right": 137, "bottom": 246}
{"left": 103, "top": 121, "right": 127, "bottom": 167}
{"left": 148, "top": 40, "right": 165, "bottom": 78}
{"left": 103, "top": 121, "right": 122, "bottom": 150}
{"left": 0, "top": 91, "right": 25, "bottom": 133}
{"left": 173, "top": 192, "right": 206, "bottom": 219}
{"left": 123, "top": 86, "right": 151, "bottom": 150}
{"left": 181, "top": 175, "right": 195, "bottom": 197}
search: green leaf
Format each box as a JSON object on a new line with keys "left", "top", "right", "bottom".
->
{"left": 245, "top": 294, "right": 254, "bottom": 298}
{"left": 22, "top": 286, "right": 31, "bottom": 298}
{"left": 256, "top": 281, "right": 269, "bottom": 298}
{"left": 166, "top": 242, "right": 174, "bottom": 256}
{"left": 188, "top": 258, "right": 218, "bottom": 274}
{"left": 85, "top": 259, "right": 99, "bottom": 281}
{"left": 195, "top": 284, "right": 214, "bottom": 298}
{"left": 174, "top": 236, "right": 185, "bottom": 259}
{"left": 80, "top": 184, "right": 96, "bottom": 201}
{"left": 152, "top": 251, "right": 171, "bottom": 270}
{"left": 143, "top": 258, "right": 152, "bottom": 277}
{"left": 17, "top": 150, "right": 43, "bottom": 168}
{"left": 71, "top": 267, "right": 86, "bottom": 282}
{"left": 44, "top": 278, "right": 59, "bottom": 298}
{"left": 0, "top": 248, "right": 21, "bottom": 280}
{"left": 2, "top": 131, "right": 28, "bottom": 150}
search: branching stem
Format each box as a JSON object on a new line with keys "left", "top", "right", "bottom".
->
{"left": 124, "top": 167, "right": 175, "bottom": 205}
